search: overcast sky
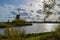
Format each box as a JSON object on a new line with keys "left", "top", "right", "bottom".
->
{"left": 0, "top": 0, "right": 60, "bottom": 22}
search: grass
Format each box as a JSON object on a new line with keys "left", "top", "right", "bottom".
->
{"left": 26, "top": 36, "right": 41, "bottom": 40}
{"left": 0, "top": 30, "right": 60, "bottom": 40}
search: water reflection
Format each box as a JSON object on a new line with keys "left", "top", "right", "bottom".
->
{"left": 0, "top": 23, "right": 60, "bottom": 34}
{"left": 15, "top": 23, "right": 60, "bottom": 34}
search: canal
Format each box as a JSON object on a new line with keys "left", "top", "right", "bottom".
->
{"left": 0, "top": 23, "right": 60, "bottom": 34}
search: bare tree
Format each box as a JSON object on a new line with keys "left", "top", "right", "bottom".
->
{"left": 43, "top": 0, "right": 55, "bottom": 21}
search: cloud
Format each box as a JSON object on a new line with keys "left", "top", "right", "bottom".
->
{"left": 18, "top": 0, "right": 44, "bottom": 20}
{"left": 3, "top": 4, "right": 14, "bottom": 10}
{"left": 36, "top": 9, "right": 42, "bottom": 14}
{"left": 0, "top": 4, "right": 16, "bottom": 22}
{"left": 10, "top": 11, "right": 17, "bottom": 15}
{"left": 0, "top": 0, "right": 60, "bottom": 22}
{"left": 20, "top": 12, "right": 28, "bottom": 16}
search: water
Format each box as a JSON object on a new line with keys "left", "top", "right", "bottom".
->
{"left": 0, "top": 23, "right": 60, "bottom": 34}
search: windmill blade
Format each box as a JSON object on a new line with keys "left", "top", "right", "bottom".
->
{"left": 11, "top": 12, "right": 17, "bottom": 15}
{"left": 17, "top": 8, "right": 25, "bottom": 11}
{"left": 8, "top": 17, "right": 15, "bottom": 18}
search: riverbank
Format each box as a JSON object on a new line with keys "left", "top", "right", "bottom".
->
{"left": 0, "top": 25, "right": 60, "bottom": 40}
{"left": 0, "top": 22, "right": 32, "bottom": 28}
{"left": 0, "top": 31, "right": 60, "bottom": 40}
{"left": 0, "top": 19, "right": 32, "bottom": 28}
{"left": 30, "top": 21, "right": 60, "bottom": 23}
{"left": 0, "top": 32, "right": 51, "bottom": 40}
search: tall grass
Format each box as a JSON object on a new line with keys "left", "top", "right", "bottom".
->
{"left": 3, "top": 28, "right": 25, "bottom": 40}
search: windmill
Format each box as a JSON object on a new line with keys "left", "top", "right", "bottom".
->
{"left": 11, "top": 8, "right": 25, "bottom": 19}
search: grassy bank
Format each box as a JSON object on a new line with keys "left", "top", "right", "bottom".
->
{"left": 0, "top": 19, "right": 32, "bottom": 28}
{"left": 0, "top": 28, "right": 50, "bottom": 40}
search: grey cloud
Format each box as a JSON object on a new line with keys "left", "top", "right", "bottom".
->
{"left": 36, "top": 15, "right": 40, "bottom": 17}
{"left": 8, "top": 16, "right": 16, "bottom": 18}
{"left": 36, "top": 9, "right": 42, "bottom": 14}
{"left": 11, "top": 11, "right": 17, "bottom": 15}
{"left": 21, "top": 16, "right": 31, "bottom": 19}
{"left": 58, "top": 0, "right": 60, "bottom": 1}
{"left": 16, "top": 8, "right": 26, "bottom": 11}
{"left": 30, "top": 3, "right": 33, "bottom": 6}
{"left": 57, "top": 4, "right": 60, "bottom": 8}
{"left": 31, "top": 10, "right": 34, "bottom": 13}
{"left": 57, "top": 11, "right": 60, "bottom": 15}
{"left": 31, "top": 17, "right": 35, "bottom": 20}
{"left": 20, "top": 12, "right": 28, "bottom": 16}
{"left": 29, "top": 13, "right": 32, "bottom": 16}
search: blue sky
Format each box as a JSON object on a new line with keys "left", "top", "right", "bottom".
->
{"left": 0, "top": 0, "right": 26, "bottom": 6}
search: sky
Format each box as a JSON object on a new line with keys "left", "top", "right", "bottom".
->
{"left": 0, "top": 0, "right": 60, "bottom": 22}
{"left": 0, "top": 0, "right": 26, "bottom": 6}
{"left": 0, "top": 0, "right": 27, "bottom": 22}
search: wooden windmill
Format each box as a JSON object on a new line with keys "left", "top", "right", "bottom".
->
{"left": 11, "top": 8, "right": 25, "bottom": 19}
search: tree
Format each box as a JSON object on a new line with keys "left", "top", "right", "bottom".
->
{"left": 43, "top": 0, "right": 55, "bottom": 21}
